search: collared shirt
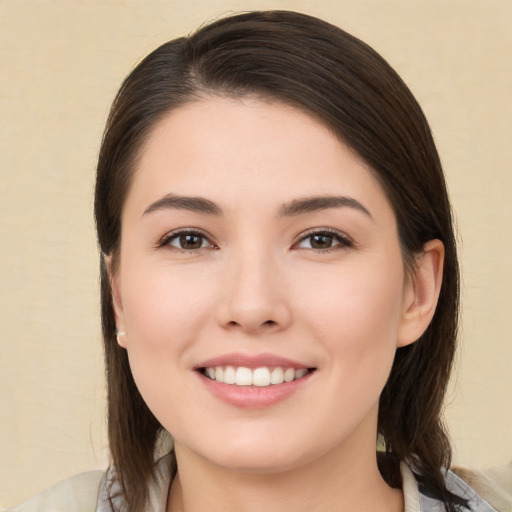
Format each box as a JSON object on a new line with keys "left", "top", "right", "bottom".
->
{"left": 6, "top": 453, "right": 510, "bottom": 512}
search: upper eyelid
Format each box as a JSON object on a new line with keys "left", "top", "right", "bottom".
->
{"left": 293, "top": 227, "right": 353, "bottom": 245}
{"left": 158, "top": 228, "right": 217, "bottom": 247}
{"left": 157, "top": 226, "right": 352, "bottom": 248}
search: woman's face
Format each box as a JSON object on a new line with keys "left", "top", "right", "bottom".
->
{"left": 112, "top": 96, "right": 427, "bottom": 473}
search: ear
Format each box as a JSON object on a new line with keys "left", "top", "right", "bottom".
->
{"left": 105, "top": 254, "right": 128, "bottom": 348}
{"left": 397, "top": 239, "right": 445, "bottom": 348}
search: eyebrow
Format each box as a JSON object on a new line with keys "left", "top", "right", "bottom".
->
{"left": 142, "top": 194, "right": 371, "bottom": 219}
{"left": 279, "top": 196, "right": 372, "bottom": 218}
{"left": 143, "top": 194, "right": 222, "bottom": 217}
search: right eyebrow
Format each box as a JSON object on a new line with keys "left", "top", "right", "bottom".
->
{"left": 142, "top": 194, "right": 223, "bottom": 217}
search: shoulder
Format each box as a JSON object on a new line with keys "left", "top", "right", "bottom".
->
{"left": 451, "top": 461, "right": 512, "bottom": 512}
{"left": 402, "top": 460, "right": 512, "bottom": 512}
{"left": 4, "top": 470, "right": 105, "bottom": 512}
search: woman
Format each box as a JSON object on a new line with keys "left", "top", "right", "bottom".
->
{"left": 9, "top": 9, "right": 510, "bottom": 512}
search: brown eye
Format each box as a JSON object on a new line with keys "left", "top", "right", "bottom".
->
{"left": 179, "top": 234, "right": 204, "bottom": 249}
{"left": 165, "top": 231, "right": 212, "bottom": 250}
{"left": 310, "top": 234, "right": 334, "bottom": 249}
{"left": 295, "top": 230, "right": 352, "bottom": 251}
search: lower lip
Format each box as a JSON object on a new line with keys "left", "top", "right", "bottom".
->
{"left": 197, "top": 371, "right": 313, "bottom": 408}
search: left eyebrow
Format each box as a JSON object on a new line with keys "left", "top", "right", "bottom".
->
{"left": 279, "top": 196, "right": 372, "bottom": 218}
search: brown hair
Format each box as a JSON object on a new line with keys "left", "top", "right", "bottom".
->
{"left": 95, "top": 10, "right": 462, "bottom": 511}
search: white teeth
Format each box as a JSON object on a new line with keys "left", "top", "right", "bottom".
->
{"left": 294, "top": 368, "right": 307, "bottom": 379}
{"left": 203, "top": 365, "right": 310, "bottom": 387}
{"left": 235, "top": 367, "right": 253, "bottom": 386}
{"left": 224, "top": 366, "right": 236, "bottom": 384}
{"left": 270, "top": 367, "right": 284, "bottom": 384}
{"left": 252, "top": 367, "right": 271, "bottom": 387}
{"left": 283, "top": 368, "right": 295, "bottom": 382}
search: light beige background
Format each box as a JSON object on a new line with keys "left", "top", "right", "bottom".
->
{"left": 0, "top": 0, "right": 511, "bottom": 508}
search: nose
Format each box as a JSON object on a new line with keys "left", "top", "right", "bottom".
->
{"left": 215, "top": 250, "right": 292, "bottom": 334}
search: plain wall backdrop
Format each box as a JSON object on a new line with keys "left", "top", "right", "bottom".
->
{"left": 0, "top": 0, "right": 511, "bottom": 507}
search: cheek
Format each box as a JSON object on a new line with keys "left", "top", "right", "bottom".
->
{"left": 122, "top": 263, "right": 211, "bottom": 342}
{"left": 117, "top": 265, "right": 220, "bottom": 431}
{"left": 118, "top": 264, "right": 215, "bottom": 390}
{"left": 299, "top": 257, "right": 405, "bottom": 374}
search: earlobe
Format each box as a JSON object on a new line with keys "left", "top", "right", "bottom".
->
{"left": 105, "top": 254, "right": 127, "bottom": 348}
{"left": 397, "top": 239, "right": 445, "bottom": 348}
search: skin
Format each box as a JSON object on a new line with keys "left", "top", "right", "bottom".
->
{"left": 111, "top": 96, "right": 444, "bottom": 512}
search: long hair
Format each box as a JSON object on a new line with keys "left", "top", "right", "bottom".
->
{"left": 95, "top": 10, "right": 461, "bottom": 511}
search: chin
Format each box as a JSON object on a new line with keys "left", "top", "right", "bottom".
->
{"left": 211, "top": 451, "right": 304, "bottom": 474}
{"left": 186, "top": 433, "right": 326, "bottom": 475}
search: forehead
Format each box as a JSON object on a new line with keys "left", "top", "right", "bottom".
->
{"left": 125, "top": 96, "right": 393, "bottom": 221}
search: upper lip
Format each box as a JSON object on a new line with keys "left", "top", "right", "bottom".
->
{"left": 194, "top": 352, "right": 312, "bottom": 370}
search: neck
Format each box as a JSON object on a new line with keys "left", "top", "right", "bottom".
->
{"left": 167, "top": 433, "right": 403, "bottom": 512}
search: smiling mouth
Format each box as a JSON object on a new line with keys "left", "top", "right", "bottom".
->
{"left": 199, "top": 366, "right": 316, "bottom": 387}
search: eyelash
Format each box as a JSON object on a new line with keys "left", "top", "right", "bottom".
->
{"left": 157, "top": 228, "right": 217, "bottom": 252}
{"left": 157, "top": 228, "right": 353, "bottom": 253}
{"left": 293, "top": 228, "right": 353, "bottom": 252}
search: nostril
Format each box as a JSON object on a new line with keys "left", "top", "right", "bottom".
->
{"left": 225, "top": 319, "right": 277, "bottom": 331}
